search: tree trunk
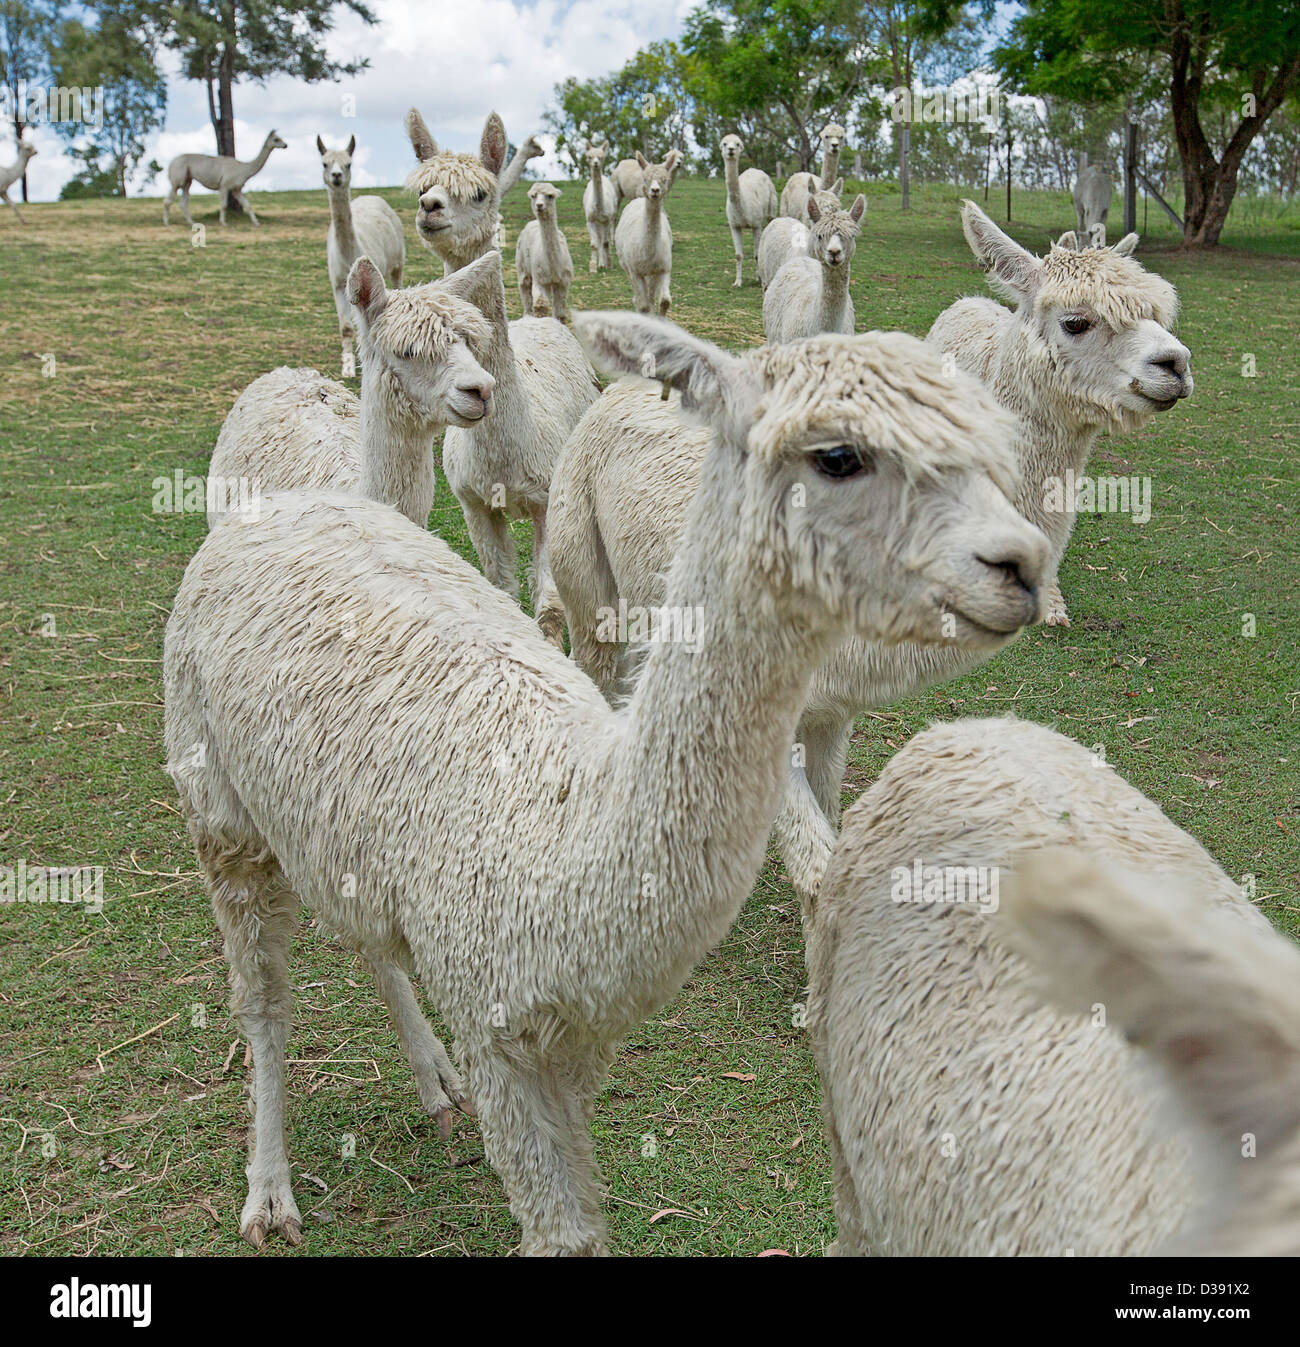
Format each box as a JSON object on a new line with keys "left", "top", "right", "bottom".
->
{"left": 14, "top": 111, "right": 28, "bottom": 201}
{"left": 217, "top": 44, "right": 236, "bottom": 157}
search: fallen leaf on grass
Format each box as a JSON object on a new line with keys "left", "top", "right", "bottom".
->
{"left": 721, "top": 1072, "right": 756, "bottom": 1082}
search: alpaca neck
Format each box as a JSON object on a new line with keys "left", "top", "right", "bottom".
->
{"left": 589, "top": 162, "right": 607, "bottom": 214}
{"left": 819, "top": 258, "right": 852, "bottom": 326}
{"left": 641, "top": 194, "right": 664, "bottom": 234}
{"left": 356, "top": 357, "right": 437, "bottom": 527}
{"left": 245, "top": 138, "right": 275, "bottom": 174}
{"left": 536, "top": 213, "right": 566, "bottom": 270}
{"left": 609, "top": 446, "right": 839, "bottom": 1007}
{"left": 328, "top": 184, "right": 358, "bottom": 259}
{"left": 723, "top": 156, "right": 741, "bottom": 202}
{"left": 820, "top": 146, "right": 840, "bottom": 186}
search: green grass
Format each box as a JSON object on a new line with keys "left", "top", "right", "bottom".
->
{"left": 0, "top": 175, "right": 1296, "bottom": 1256}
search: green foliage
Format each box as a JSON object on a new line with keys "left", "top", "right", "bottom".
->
{"left": 1, "top": 0, "right": 54, "bottom": 137}
{"left": 47, "top": 4, "right": 167, "bottom": 197}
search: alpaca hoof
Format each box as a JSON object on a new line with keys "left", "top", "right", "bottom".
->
{"left": 1044, "top": 609, "right": 1070, "bottom": 627}
{"left": 434, "top": 1107, "right": 455, "bottom": 1140}
{"left": 240, "top": 1181, "right": 303, "bottom": 1248}
{"left": 537, "top": 608, "right": 566, "bottom": 648}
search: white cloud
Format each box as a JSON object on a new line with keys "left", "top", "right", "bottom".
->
{"left": 17, "top": 0, "right": 693, "bottom": 200}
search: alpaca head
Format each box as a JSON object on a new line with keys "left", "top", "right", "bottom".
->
{"left": 317, "top": 135, "right": 355, "bottom": 190}
{"left": 584, "top": 142, "right": 608, "bottom": 172}
{"left": 820, "top": 124, "right": 847, "bottom": 155}
{"left": 960, "top": 200, "right": 1191, "bottom": 431}
{"left": 527, "top": 181, "right": 561, "bottom": 221}
{"left": 405, "top": 108, "right": 504, "bottom": 262}
{"left": 347, "top": 253, "right": 496, "bottom": 428}
{"left": 266, "top": 131, "right": 288, "bottom": 152}
{"left": 720, "top": 133, "right": 744, "bottom": 164}
{"left": 634, "top": 150, "right": 682, "bottom": 201}
{"left": 806, "top": 193, "right": 865, "bottom": 269}
{"left": 574, "top": 313, "right": 1051, "bottom": 649}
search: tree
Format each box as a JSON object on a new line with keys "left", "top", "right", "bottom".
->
{"left": 682, "top": 0, "right": 874, "bottom": 173}
{"left": 544, "top": 41, "right": 695, "bottom": 173}
{"left": 155, "top": 0, "right": 377, "bottom": 159}
{"left": 995, "top": 0, "right": 1300, "bottom": 247}
{"left": 48, "top": 5, "right": 167, "bottom": 196}
{"left": 0, "top": 0, "right": 53, "bottom": 201}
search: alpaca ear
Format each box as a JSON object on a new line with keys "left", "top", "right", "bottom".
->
{"left": 346, "top": 135, "right": 356, "bottom": 157}
{"left": 960, "top": 199, "right": 1041, "bottom": 303}
{"left": 807, "top": 197, "right": 822, "bottom": 223}
{"left": 665, "top": 149, "right": 682, "bottom": 174}
{"left": 1112, "top": 232, "right": 1139, "bottom": 256}
{"left": 480, "top": 112, "right": 508, "bottom": 177}
{"left": 347, "top": 257, "right": 388, "bottom": 328}
{"left": 316, "top": 135, "right": 326, "bottom": 157}
{"left": 829, "top": 177, "right": 843, "bottom": 196}
{"left": 438, "top": 250, "right": 504, "bottom": 321}
{"left": 636, "top": 151, "right": 648, "bottom": 169}
{"left": 573, "top": 312, "right": 759, "bottom": 439}
{"left": 1055, "top": 230, "right": 1080, "bottom": 252}
{"left": 849, "top": 194, "right": 866, "bottom": 223}
{"left": 406, "top": 108, "right": 438, "bottom": 163}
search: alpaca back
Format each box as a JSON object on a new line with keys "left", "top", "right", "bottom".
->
{"left": 615, "top": 198, "right": 670, "bottom": 273}
{"left": 206, "top": 368, "right": 360, "bottom": 527}
{"left": 809, "top": 716, "right": 1267, "bottom": 1256}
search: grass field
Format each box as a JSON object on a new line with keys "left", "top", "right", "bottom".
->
{"left": 0, "top": 171, "right": 1296, "bottom": 1257}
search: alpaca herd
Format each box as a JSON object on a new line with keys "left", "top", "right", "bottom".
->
{"left": 150, "top": 106, "right": 1297, "bottom": 1259}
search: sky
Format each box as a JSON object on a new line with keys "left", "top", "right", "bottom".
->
{"left": 10, "top": 0, "right": 698, "bottom": 201}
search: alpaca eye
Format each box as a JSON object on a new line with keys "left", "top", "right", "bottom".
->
{"left": 811, "top": 445, "right": 870, "bottom": 479}
{"left": 472, "top": 189, "right": 487, "bottom": 203}
{"left": 1061, "top": 315, "right": 1092, "bottom": 335}
{"left": 401, "top": 346, "right": 417, "bottom": 360}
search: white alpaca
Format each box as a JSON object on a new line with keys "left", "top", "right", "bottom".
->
{"left": 780, "top": 122, "right": 847, "bottom": 221}
{"left": 164, "top": 316, "right": 1052, "bottom": 1255}
{"left": 581, "top": 142, "right": 615, "bottom": 272}
{"left": 515, "top": 182, "right": 574, "bottom": 320}
{"left": 720, "top": 133, "right": 777, "bottom": 286}
{"left": 1074, "top": 164, "right": 1112, "bottom": 239}
{"left": 0, "top": 139, "right": 36, "bottom": 222}
{"left": 762, "top": 194, "right": 865, "bottom": 343}
{"left": 927, "top": 201, "right": 1190, "bottom": 626}
{"left": 442, "top": 251, "right": 599, "bottom": 646}
{"left": 318, "top": 136, "right": 406, "bottom": 366}
{"left": 405, "top": 108, "right": 542, "bottom": 276}
{"left": 610, "top": 155, "right": 646, "bottom": 207}
{"left": 756, "top": 188, "right": 841, "bottom": 288}
{"left": 806, "top": 716, "right": 1277, "bottom": 1256}
{"left": 206, "top": 254, "right": 498, "bottom": 531}
{"left": 614, "top": 151, "right": 681, "bottom": 315}
{"left": 1005, "top": 849, "right": 1300, "bottom": 1257}
{"left": 163, "top": 130, "right": 288, "bottom": 226}
{"left": 547, "top": 357, "right": 1049, "bottom": 883}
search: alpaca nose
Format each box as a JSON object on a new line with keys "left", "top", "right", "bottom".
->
{"left": 420, "top": 190, "right": 446, "bottom": 214}
{"left": 1148, "top": 347, "right": 1191, "bottom": 390}
{"left": 461, "top": 378, "right": 495, "bottom": 413}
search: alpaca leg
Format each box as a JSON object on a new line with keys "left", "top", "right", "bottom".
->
{"left": 519, "top": 273, "right": 533, "bottom": 316}
{"left": 529, "top": 503, "right": 565, "bottom": 648}
{"left": 460, "top": 497, "right": 520, "bottom": 600}
{"left": 180, "top": 182, "right": 194, "bottom": 226}
{"left": 656, "top": 274, "right": 671, "bottom": 316}
{"left": 550, "top": 284, "right": 567, "bottom": 322}
{"left": 467, "top": 1047, "right": 609, "bottom": 1255}
{"left": 162, "top": 184, "right": 174, "bottom": 225}
{"left": 2, "top": 190, "right": 23, "bottom": 223}
{"left": 729, "top": 222, "right": 745, "bottom": 286}
{"left": 588, "top": 223, "right": 600, "bottom": 273}
{"left": 206, "top": 843, "right": 303, "bottom": 1248}
{"left": 334, "top": 287, "right": 355, "bottom": 369}
{"left": 365, "top": 956, "right": 469, "bottom": 1135}
{"left": 823, "top": 1099, "right": 870, "bottom": 1256}
{"left": 218, "top": 190, "right": 228, "bottom": 226}
{"left": 1043, "top": 576, "right": 1069, "bottom": 626}
{"left": 797, "top": 712, "right": 853, "bottom": 825}
{"left": 237, "top": 190, "right": 260, "bottom": 225}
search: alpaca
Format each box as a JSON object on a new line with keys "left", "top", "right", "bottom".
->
{"left": 756, "top": 188, "right": 843, "bottom": 288}
{"left": 163, "top": 130, "right": 288, "bottom": 226}
{"left": 780, "top": 123, "right": 847, "bottom": 221}
{"left": 927, "top": 200, "right": 1190, "bottom": 626}
{"left": 1005, "top": 850, "right": 1300, "bottom": 1256}
{"left": 581, "top": 142, "right": 615, "bottom": 272}
{"left": 611, "top": 156, "right": 646, "bottom": 207}
{"left": 515, "top": 182, "right": 574, "bottom": 319}
{"left": 205, "top": 254, "right": 497, "bottom": 532}
{"left": 762, "top": 194, "right": 865, "bottom": 343}
{"left": 405, "top": 108, "right": 542, "bottom": 276}
{"left": 1074, "top": 164, "right": 1112, "bottom": 240}
{"left": 0, "top": 139, "right": 36, "bottom": 222}
{"left": 318, "top": 136, "right": 406, "bottom": 365}
{"left": 441, "top": 251, "right": 600, "bottom": 646}
{"left": 547, "top": 355, "right": 1048, "bottom": 893}
{"left": 1058, "top": 222, "right": 1118, "bottom": 252}
{"left": 614, "top": 151, "right": 681, "bottom": 315}
{"left": 164, "top": 315, "right": 1050, "bottom": 1255}
{"left": 806, "top": 716, "right": 1276, "bottom": 1256}
{"left": 720, "top": 133, "right": 778, "bottom": 286}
